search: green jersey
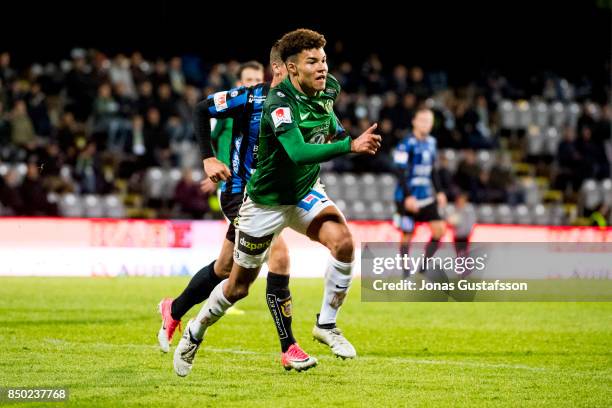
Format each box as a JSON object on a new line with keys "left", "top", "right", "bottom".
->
{"left": 247, "top": 74, "right": 351, "bottom": 205}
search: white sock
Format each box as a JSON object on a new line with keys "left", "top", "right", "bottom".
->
{"left": 190, "top": 279, "right": 232, "bottom": 340}
{"left": 318, "top": 255, "right": 353, "bottom": 326}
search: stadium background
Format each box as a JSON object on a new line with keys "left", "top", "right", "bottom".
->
{"left": 0, "top": 2, "right": 611, "bottom": 406}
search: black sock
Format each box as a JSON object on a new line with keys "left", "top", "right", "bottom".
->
{"left": 425, "top": 238, "right": 440, "bottom": 259}
{"left": 171, "top": 260, "right": 223, "bottom": 320}
{"left": 266, "top": 272, "right": 296, "bottom": 352}
{"left": 316, "top": 313, "right": 336, "bottom": 329}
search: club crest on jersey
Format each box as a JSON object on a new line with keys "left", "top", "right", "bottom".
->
{"left": 230, "top": 90, "right": 238, "bottom": 98}
{"left": 214, "top": 91, "right": 228, "bottom": 111}
{"left": 272, "top": 107, "right": 292, "bottom": 128}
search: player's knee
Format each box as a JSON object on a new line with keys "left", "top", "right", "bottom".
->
{"left": 331, "top": 234, "right": 354, "bottom": 261}
{"left": 225, "top": 281, "right": 249, "bottom": 302}
{"left": 215, "top": 258, "right": 233, "bottom": 278}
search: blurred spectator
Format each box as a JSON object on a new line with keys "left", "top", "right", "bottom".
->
{"left": 173, "top": 168, "right": 210, "bottom": 219}
{"left": 0, "top": 100, "right": 10, "bottom": 146}
{"left": 169, "top": 57, "right": 186, "bottom": 95}
{"left": 74, "top": 142, "right": 109, "bottom": 194}
{"left": 130, "top": 52, "right": 149, "bottom": 85}
{"left": 92, "top": 83, "right": 119, "bottom": 134}
{"left": 109, "top": 54, "right": 136, "bottom": 98}
{"left": 454, "top": 149, "right": 481, "bottom": 201}
{"left": 408, "top": 66, "right": 431, "bottom": 100}
{"left": 65, "top": 48, "right": 96, "bottom": 121}
{"left": 156, "top": 83, "right": 177, "bottom": 124}
{"left": 446, "top": 191, "right": 476, "bottom": 256}
{"left": 136, "top": 80, "right": 156, "bottom": 115}
{"left": 19, "top": 162, "right": 58, "bottom": 216}
{"left": 27, "top": 83, "right": 51, "bottom": 136}
{"left": 10, "top": 100, "right": 36, "bottom": 148}
{"left": 0, "top": 52, "right": 16, "bottom": 83}
{"left": 556, "top": 126, "right": 581, "bottom": 192}
{"left": 0, "top": 169, "right": 24, "bottom": 215}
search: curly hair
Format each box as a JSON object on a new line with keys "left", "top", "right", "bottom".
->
{"left": 277, "top": 29, "right": 326, "bottom": 62}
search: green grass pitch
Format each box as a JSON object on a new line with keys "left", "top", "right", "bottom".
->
{"left": 1, "top": 277, "right": 610, "bottom": 407}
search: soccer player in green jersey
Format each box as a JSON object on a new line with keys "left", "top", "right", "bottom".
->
{"left": 174, "top": 29, "right": 381, "bottom": 375}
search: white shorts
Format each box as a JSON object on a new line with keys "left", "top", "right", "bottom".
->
{"left": 233, "top": 180, "right": 339, "bottom": 268}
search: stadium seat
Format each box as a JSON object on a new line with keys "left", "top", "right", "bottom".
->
{"left": 580, "top": 179, "right": 602, "bottom": 211}
{"left": 164, "top": 168, "right": 183, "bottom": 199}
{"left": 360, "top": 173, "right": 378, "bottom": 202}
{"left": 550, "top": 204, "right": 567, "bottom": 226}
{"left": 499, "top": 100, "right": 517, "bottom": 130}
{"left": 12, "top": 163, "right": 27, "bottom": 185}
{"left": 532, "top": 101, "right": 549, "bottom": 128}
{"left": 544, "top": 127, "right": 560, "bottom": 155}
{"left": 441, "top": 149, "right": 459, "bottom": 173}
{"left": 320, "top": 172, "right": 341, "bottom": 200}
{"left": 476, "top": 150, "right": 494, "bottom": 171}
{"left": 340, "top": 173, "right": 359, "bottom": 201}
{"left": 191, "top": 169, "right": 204, "bottom": 183}
{"left": 566, "top": 102, "right": 581, "bottom": 129}
{"left": 369, "top": 200, "right": 387, "bottom": 220}
{"left": 526, "top": 126, "right": 544, "bottom": 155}
{"left": 84, "top": 194, "right": 105, "bottom": 218}
{"left": 144, "top": 167, "right": 164, "bottom": 199}
{"left": 477, "top": 204, "right": 496, "bottom": 224}
{"left": 516, "top": 100, "right": 531, "bottom": 129}
{"left": 0, "top": 163, "right": 9, "bottom": 177}
{"left": 348, "top": 200, "right": 368, "bottom": 220}
{"left": 58, "top": 194, "right": 83, "bottom": 217}
{"left": 495, "top": 204, "right": 514, "bottom": 224}
{"left": 378, "top": 173, "right": 396, "bottom": 202}
{"left": 514, "top": 204, "right": 532, "bottom": 224}
{"left": 550, "top": 102, "right": 565, "bottom": 128}
{"left": 531, "top": 204, "right": 550, "bottom": 225}
{"left": 334, "top": 199, "right": 347, "bottom": 214}
{"left": 522, "top": 178, "right": 542, "bottom": 206}
{"left": 104, "top": 195, "right": 126, "bottom": 218}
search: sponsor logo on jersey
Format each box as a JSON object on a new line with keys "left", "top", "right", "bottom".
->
{"left": 272, "top": 107, "right": 292, "bottom": 128}
{"left": 213, "top": 91, "right": 228, "bottom": 111}
{"left": 276, "top": 91, "right": 285, "bottom": 97}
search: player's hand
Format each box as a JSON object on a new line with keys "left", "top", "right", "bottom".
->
{"left": 437, "top": 192, "right": 448, "bottom": 208}
{"left": 404, "top": 196, "right": 419, "bottom": 213}
{"left": 350, "top": 123, "right": 381, "bottom": 155}
{"left": 203, "top": 157, "right": 230, "bottom": 183}
{"left": 200, "top": 178, "right": 217, "bottom": 195}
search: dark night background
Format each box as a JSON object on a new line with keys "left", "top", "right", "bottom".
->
{"left": 2, "top": 1, "right": 610, "bottom": 85}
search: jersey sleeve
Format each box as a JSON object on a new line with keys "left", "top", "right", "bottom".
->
{"left": 265, "top": 94, "right": 299, "bottom": 136}
{"left": 206, "top": 86, "right": 249, "bottom": 118}
{"left": 278, "top": 127, "right": 351, "bottom": 165}
{"left": 195, "top": 86, "right": 249, "bottom": 159}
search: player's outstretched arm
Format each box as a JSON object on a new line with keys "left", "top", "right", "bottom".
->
{"left": 278, "top": 123, "right": 381, "bottom": 166}
{"left": 278, "top": 128, "right": 352, "bottom": 165}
